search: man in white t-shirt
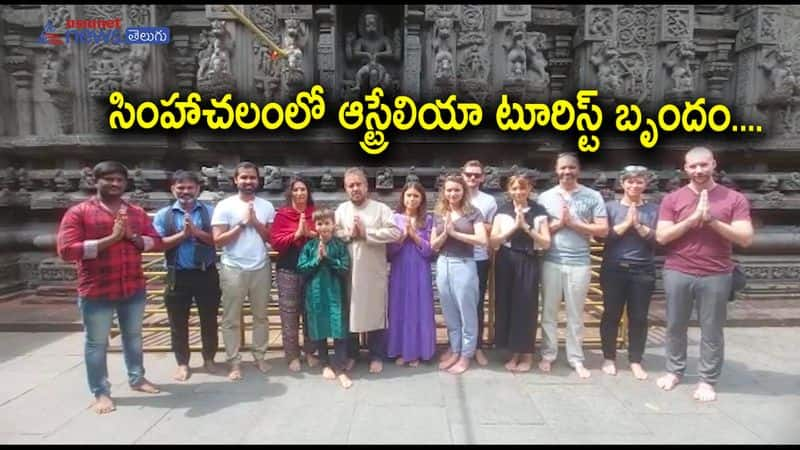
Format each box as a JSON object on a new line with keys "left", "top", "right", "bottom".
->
{"left": 462, "top": 160, "right": 498, "bottom": 366}
{"left": 211, "top": 162, "right": 276, "bottom": 381}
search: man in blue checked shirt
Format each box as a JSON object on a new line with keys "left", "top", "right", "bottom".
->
{"left": 153, "top": 170, "right": 220, "bottom": 381}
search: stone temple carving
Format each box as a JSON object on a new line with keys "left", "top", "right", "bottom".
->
{"left": 502, "top": 22, "right": 549, "bottom": 86}
{"left": 41, "top": 48, "right": 68, "bottom": 91}
{"left": 483, "top": 166, "right": 502, "bottom": 191}
{"left": 590, "top": 39, "right": 625, "bottom": 99}
{"left": 781, "top": 172, "right": 800, "bottom": 192}
{"left": 79, "top": 167, "right": 95, "bottom": 193}
{"left": 664, "top": 39, "right": 695, "bottom": 99}
{"left": 405, "top": 166, "right": 420, "bottom": 185}
{"left": 758, "top": 47, "right": 799, "bottom": 104}
{"left": 197, "top": 20, "right": 236, "bottom": 97}
{"left": 376, "top": 167, "right": 394, "bottom": 190}
{"left": 121, "top": 45, "right": 150, "bottom": 93}
{"left": 320, "top": 169, "right": 337, "bottom": 192}
{"left": 433, "top": 17, "right": 456, "bottom": 92}
{"left": 501, "top": 21, "right": 549, "bottom": 101}
{"left": 263, "top": 165, "right": 283, "bottom": 191}
{"left": 282, "top": 18, "right": 308, "bottom": 93}
{"left": 344, "top": 8, "right": 399, "bottom": 98}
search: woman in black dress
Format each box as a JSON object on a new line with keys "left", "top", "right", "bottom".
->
{"left": 490, "top": 174, "right": 551, "bottom": 372}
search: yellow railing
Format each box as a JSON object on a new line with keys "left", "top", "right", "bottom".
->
{"left": 113, "top": 243, "right": 623, "bottom": 352}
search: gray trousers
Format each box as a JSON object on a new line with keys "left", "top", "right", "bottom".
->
{"left": 540, "top": 261, "right": 592, "bottom": 367}
{"left": 663, "top": 269, "right": 731, "bottom": 385}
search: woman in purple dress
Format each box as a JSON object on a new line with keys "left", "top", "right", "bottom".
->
{"left": 386, "top": 182, "right": 436, "bottom": 367}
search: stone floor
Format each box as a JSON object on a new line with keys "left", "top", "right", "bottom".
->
{"left": 0, "top": 328, "right": 797, "bottom": 444}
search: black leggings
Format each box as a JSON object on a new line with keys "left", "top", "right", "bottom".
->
{"left": 599, "top": 265, "right": 655, "bottom": 363}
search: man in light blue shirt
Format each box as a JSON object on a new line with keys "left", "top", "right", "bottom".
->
{"left": 153, "top": 170, "right": 219, "bottom": 382}
{"left": 537, "top": 153, "right": 608, "bottom": 378}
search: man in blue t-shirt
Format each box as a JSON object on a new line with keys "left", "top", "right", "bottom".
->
{"left": 153, "top": 170, "right": 219, "bottom": 382}
{"left": 537, "top": 153, "right": 608, "bottom": 378}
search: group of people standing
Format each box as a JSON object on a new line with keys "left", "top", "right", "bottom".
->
{"left": 56, "top": 146, "right": 753, "bottom": 415}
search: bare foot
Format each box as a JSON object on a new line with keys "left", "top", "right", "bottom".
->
{"left": 693, "top": 382, "right": 717, "bottom": 402}
{"left": 504, "top": 354, "right": 520, "bottom": 372}
{"left": 369, "top": 359, "right": 383, "bottom": 374}
{"left": 602, "top": 359, "right": 617, "bottom": 376}
{"left": 257, "top": 360, "right": 272, "bottom": 374}
{"left": 538, "top": 359, "right": 552, "bottom": 373}
{"left": 438, "top": 352, "right": 459, "bottom": 370}
{"left": 338, "top": 373, "right": 353, "bottom": 389}
{"left": 203, "top": 360, "right": 218, "bottom": 374}
{"left": 475, "top": 349, "right": 489, "bottom": 366}
{"left": 439, "top": 349, "right": 454, "bottom": 362}
{"left": 408, "top": 360, "right": 420, "bottom": 368}
{"left": 306, "top": 354, "right": 320, "bottom": 368}
{"left": 345, "top": 358, "right": 356, "bottom": 372}
{"left": 656, "top": 373, "right": 681, "bottom": 391}
{"left": 395, "top": 357, "right": 405, "bottom": 366}
{"left": 322, "top": 366, "right": 336, "bottom": 380}
{"left": 91, "top": 395, "right": 116, "bottom": 415}
{"left": 574, "top": 363, "right": 591, "bottom": 379}
{"left": 514, "top": 354, "right": 533, "bottom": 372}
{"left": 288, "top": 358, "right": 301, "bottom": 373}
{"left": 228, "top": 363, "right": 242, "bottom": 381}
{"left": 131, "top": 378, "right": 161, "bottom": 393}
{"left": 630, "top": 363, "right": 648, "bottom": 380}
{"left": 173, "top": 365, "right": 191, "bottom": 382}
{"left": 447, "top": 357, "right": 470, "bottom": 374}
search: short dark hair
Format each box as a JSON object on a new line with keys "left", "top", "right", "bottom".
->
{"left": 312, "top": 208, "right": 335, "bottom": 223}
{"left": 93, "top": 161, "right": 128, "bottom": 180}
{"left": 234, "top": 161, "right": 260, "bottom": 178}
{"left": 171, "top": 170, "right": 202, "bottom": 186}
{"left": 283, "top": 176, "right": 315, "bottom": 207}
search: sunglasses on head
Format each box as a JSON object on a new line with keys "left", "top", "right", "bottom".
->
{"left": 623, "top": 165, "right": 648, "bottom": 172}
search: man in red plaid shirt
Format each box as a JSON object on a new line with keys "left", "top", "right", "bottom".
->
{"left": 57, "top": 161, "right": 163, "bottom": 414}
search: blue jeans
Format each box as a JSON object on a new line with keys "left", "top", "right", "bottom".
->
{"left": 436, "top": 255, "right": 480, "bottom": 358}
{"left": 78, "top": 289, "right": 147, "bottom": 397}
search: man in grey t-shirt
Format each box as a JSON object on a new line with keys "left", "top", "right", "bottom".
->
{"left": 537, "top": 153, "right": 608, "bottom": 378}
{"left": 462, "top": 160, "right": 497, "bottom": 367}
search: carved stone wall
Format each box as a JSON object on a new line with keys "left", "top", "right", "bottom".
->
{"left": 1, "top": 4, "right": 800, "bottom": 298}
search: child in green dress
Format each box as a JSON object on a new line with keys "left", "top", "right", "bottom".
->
{"left": 297, "top": 208, "right": 352, "bottom": 389}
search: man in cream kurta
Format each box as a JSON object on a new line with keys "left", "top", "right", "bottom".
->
{"left": 335, "top": 167, "right": 402, "bottom": 374}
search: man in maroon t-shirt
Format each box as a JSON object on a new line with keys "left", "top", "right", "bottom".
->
{"left": 655, "top": 147, "right": 753, "bottom": 402}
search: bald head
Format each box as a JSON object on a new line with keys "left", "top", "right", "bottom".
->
{"left": 685, "top": 146, "right": 714, "bottom": 164}
{"left": 684, "top": 146, "right": 716, "bottom": 188}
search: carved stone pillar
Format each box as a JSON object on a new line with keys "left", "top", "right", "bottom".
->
{"left": 734, "top": 5, "right": 782, "bottom": 129}
{"left": 425, "top": 6, "right": 457, "bottom": 100}
{"left": 403, "top": 5, "right": 424, "bottom": 101}
{"left": 703, "top": 39, "right": 735, "bottom": 103}
{"left": 451, "top": 5, "right": 491, "bottom": 106}
{"left": 3, "top": 36, "right": 34, "bottom": 136}
{"left": 168, "top": 33, "right": 195, "bottom": 94}
{"left": 656, "top": 5, "right": 695, "bottom": 104}
{"left": 315, "top": 5, "right": 337, "bottom": 102}
{"left": 83, "top": 5, "right": 124, "bottom": 133}
{"left": 547, "top": 34, "right": 573, "bottom": 100}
